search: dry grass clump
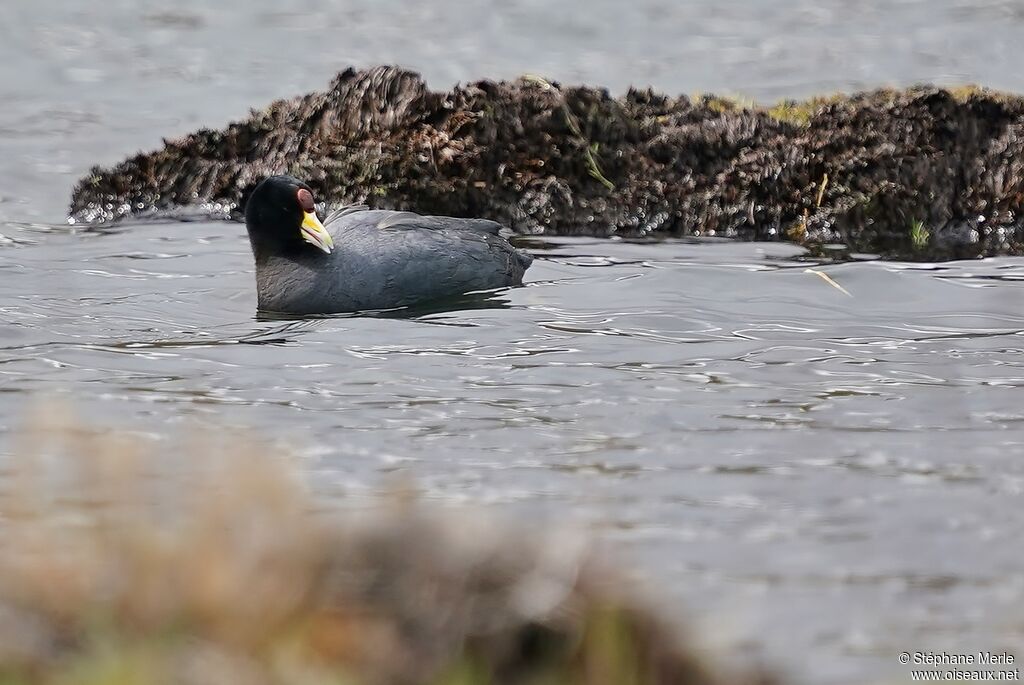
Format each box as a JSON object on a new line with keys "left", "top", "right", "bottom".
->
{"left": 0, "top": 408, "right": 771, "bottom": 685}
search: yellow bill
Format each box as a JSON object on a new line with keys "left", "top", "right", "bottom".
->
{"left": 301, "top": 211, "right": 334, "bottom": 254}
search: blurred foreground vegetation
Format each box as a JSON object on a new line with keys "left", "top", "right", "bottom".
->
{"left": 0, "top": 408, "right": 771, "bottom": 685}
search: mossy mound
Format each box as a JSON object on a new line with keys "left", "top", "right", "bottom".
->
{"left": 70, "top": 66, "right": 1024, "bottom": 260}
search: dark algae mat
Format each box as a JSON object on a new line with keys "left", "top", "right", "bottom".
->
{"left": 71, "top": 66, "right": 1024, "bottom": 261}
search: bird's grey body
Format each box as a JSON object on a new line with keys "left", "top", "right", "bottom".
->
{"left": 254, "top": 205, "right": 533, "bottom": 314}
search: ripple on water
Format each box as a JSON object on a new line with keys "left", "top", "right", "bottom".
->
{"left": 3, "top": 225, "right": 1024, "bottom": 683}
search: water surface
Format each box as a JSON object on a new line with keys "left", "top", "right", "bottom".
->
{"left": 4, "top": 222, "right": 1024, "bottom": 682}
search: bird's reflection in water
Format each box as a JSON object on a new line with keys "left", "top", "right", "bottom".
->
{"left": 256, "top": 289, "right": 513, "bottom": 326}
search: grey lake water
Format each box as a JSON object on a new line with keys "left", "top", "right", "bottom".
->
{"left": 3, "top": 2, "right": 1024, "bottom": 683}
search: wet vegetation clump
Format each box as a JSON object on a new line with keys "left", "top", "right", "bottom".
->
{"left": 0, "top": 409, "right": 772, "bottom": 685}
{"left": 70, "top": 66, "right": 1024, "bottom": 260}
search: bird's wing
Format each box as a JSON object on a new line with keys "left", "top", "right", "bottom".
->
{"left": 323, "top": 204, "right": 370, "bottom": 227}
{"left": 314, "top": 207, "right": 529, "bottom": 309}
{"left": 374, "top": 211, "right": 505, "bottom": 236}
{"left": 324, "top": 206, "right": 511, "bottom": 238}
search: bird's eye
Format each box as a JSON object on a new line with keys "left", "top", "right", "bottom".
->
{"left": 297, "top": 188, "right": 315, "bottom": 212}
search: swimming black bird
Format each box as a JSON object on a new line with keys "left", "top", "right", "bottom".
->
{"left": 243, "top": 175, "right": 533, "bottom": 314}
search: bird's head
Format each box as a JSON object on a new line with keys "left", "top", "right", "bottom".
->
{"left": 244, "top": 175, "right": 334, "bottom": 258}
